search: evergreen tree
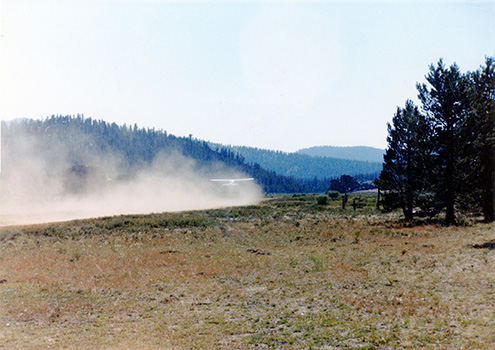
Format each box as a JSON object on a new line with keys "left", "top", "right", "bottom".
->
{"left": 463, "top": 57, "right": 495, "bottom": 222}
{"left": 378, "top": 100, "right": 433, "bottom": 220}
{"left": 417, "top": 59, "right": 472, "bottom": 225}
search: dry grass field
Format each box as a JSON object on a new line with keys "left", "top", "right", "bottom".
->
{"left": 1, "top": 194, "right": 494, "bottom": 349}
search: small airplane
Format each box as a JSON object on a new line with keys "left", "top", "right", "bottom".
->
{"left": 210, "top": 178, "right": 254, "bottom": 186}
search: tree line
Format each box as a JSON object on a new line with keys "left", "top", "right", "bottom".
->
{"left": 297, "top": 145, "right": 384, "bottom": 163}
{"left": 377, "top": 57, "right": 494, "bottom": 224}
{"left": 212, "top": 144, "right": 381, "bottom": 180}
{"left": 1, "top": 116, "right": 339, "bottom": 194}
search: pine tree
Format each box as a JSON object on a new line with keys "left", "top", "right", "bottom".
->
{"left": 378, "top": 100, "right": 433, "bottom": 220}
{"left": 417, "top": 59, "right": 471, "bottom": 225}
{"left": 464, "top": 57, "right": 495, "bottom": 222}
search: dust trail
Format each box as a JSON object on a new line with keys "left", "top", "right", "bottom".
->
{"left": 0, "top": 124, "right": 262, "bottom": 226}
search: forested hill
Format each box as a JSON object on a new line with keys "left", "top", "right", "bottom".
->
{"left": 296, "top": 146, "right": 385, "bottom": 163}
{"left": 1, "top": 116, "right": 336, "bottom": 193}
{"left": 210, "top": 144, "right": 381, "bottom": 180}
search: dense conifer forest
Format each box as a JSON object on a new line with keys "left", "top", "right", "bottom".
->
{"left": 210, "top": 144, "right": 381, "bottom": 180}
{"left": 1, "top": 116, "right": 367, "bottom": 194}
{"left": 297, "top": 145, "right": 385, "bottom": 163}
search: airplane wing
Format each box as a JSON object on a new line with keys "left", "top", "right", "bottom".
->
{"left": 210, "top": 178, "right": 254, "bottom": 182}
{"left": 210, "top": 178, "right": 254, "bottom": 186}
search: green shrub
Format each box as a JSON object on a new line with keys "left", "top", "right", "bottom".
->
{"left": 327, "top": 191, "right": 340, "bottom": 199}
{"left": 316, "top": 195, "right": 329, "bottom": 205}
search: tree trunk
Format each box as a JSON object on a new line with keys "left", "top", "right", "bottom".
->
{"left": 404, "top": 194, "right": 414, "bottom": 221}
{"left": 445, "top": 166, "right": 456, "bottom": 226}
{"left": 445, "top": 137, "right": 456, "bottom": 226}
{"left": 376, "top": 189, "right": 381, "bottom": 210}
{"left": 488, "top": 137, "right": 495, "bottom": 222}
{"left": 403, "top": 206, "right": 413, "bottom": 221}
{"left": 484, "top": 146, "right": 495, "bottom": 222}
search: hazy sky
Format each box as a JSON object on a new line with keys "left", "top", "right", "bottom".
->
{"left": 1, "top": 1, "right": 494, "bottom": 152}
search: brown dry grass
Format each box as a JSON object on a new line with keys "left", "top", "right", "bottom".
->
{"left": 1, "top": 195, "right": 494, "bottom": 349}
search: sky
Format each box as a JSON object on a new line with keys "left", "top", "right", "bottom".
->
{"left": 0, "top": 0, "right": 494, "bottom": 152}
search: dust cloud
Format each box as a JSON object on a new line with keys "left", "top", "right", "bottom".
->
{"left": 0, "top": 127, "right": 263, "bottom": 226}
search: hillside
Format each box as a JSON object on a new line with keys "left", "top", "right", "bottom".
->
{"left": 211, "top": 144, "right": 381, "bottom": 180}
{"left": 0, "top": 116, "right": 332, "bottom": 194}
{"left": 297, "top": 145, "right": 385, "bottom": 163}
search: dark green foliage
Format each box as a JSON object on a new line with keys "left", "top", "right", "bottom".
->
{"left": 415, "top": 193, "right": 440, "bottom": 218}
{"left": 297, "top": 145, "right": 385, "bottom": 163}
{"left": 378, "top": 100, "right": 433, "bottom": 220}
{"left": 329, "top": 175, "right": 374, "bottom": 193}
{"left": 330, "top": 175, "right": 359, "bottom": 193}
{"left": 379, "top": 57, "right": 495, "bottom": 224}
{"left": 316, "top": 195, "right": 329, "bottom": 205}
{"left": 417, "top": 59, "right": 473, "bottom": 225}
{"left": 463, "top": 57, "right": 495, "bottom": 222}
{"left": 327, "top": 191, "right": 340, "bottom": 199}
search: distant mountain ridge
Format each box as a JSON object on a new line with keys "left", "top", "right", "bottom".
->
{"left": 297, "top": 146, "right": 385, "bottom": 163}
